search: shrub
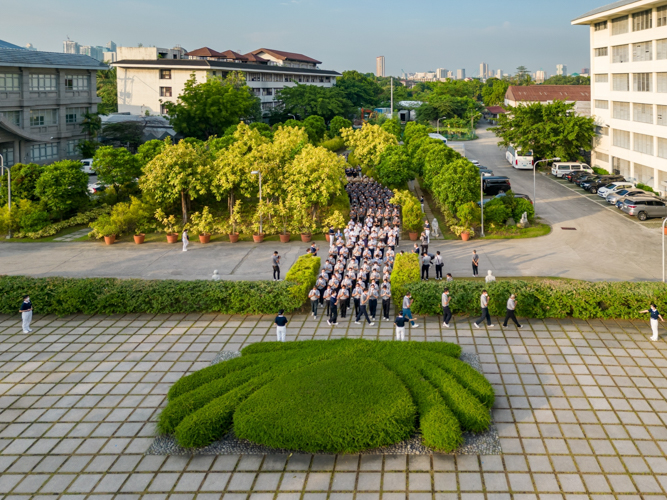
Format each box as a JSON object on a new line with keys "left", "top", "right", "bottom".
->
{"left": 319, "top": 136, "right": 345, "bottom": 152}
{"left": 329, "top": 116, "right": 352, "bottom": 138}
{"left": 13, "top": 206, "right": 112, "bottom": 239}
{"left": 376, "top": 145, "right": 414, "bottom": 187}
{"left": 483, "top": 198, "right": 511, "bottom": 226}
{"left": 513, "top": 198, "right": 535, "bottom": 221}
{"left": 284, "top": 254, "right": 321, "bottom": 304}
{"left": 35, "top": 160, "right": 89, "bottom": 219}
{"left": 432, "top": 159, "right": 480, "bottom": 216}
{"left": 15, "top": 199, "right": 50, "bottom": 233}
{"left": 390, "top": 253, "right": 420, "bottom": 307}
{"left": 637, "top": 182, "right": 656, "bottom": 194}
{"left": 593, "top": 167, "right": 610, "bottom": 175}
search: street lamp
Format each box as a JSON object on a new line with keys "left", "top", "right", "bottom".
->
{"left": 436, "top": 116, "right": 447, "bottom": 134}
{"left": 532, "top": 157, "right": 560, "bottom": 214}
{"left": 251, "top": 170, "right": 262, "bottom": 234}
{"left": 288, "top": 114, "right": 296, "bottom": 121}
{"left": 480, "top": 174, "right": 485, "bottom": 237}
{"left": 0, "top": 154, "right": 10, "bottom": 239}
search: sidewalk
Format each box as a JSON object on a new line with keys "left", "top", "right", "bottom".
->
{"left": 409, "top": 179, "right": 443, "bottom": 240}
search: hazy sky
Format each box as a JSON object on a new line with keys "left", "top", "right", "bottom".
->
{"left": 1, "top": 0, "right": 606, "bottom": 77}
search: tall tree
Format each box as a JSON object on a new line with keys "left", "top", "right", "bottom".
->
{"left": 341, "top": 124, "right": 398, "bottom": 167}
{"left": 93, "top": 146, "right": 143, "bottom": 197}
{"left": 277, "top": 84, "right": 354, "bottom": 121}
{"left": 97, "top": 68, "right": 118, "bottom": 115}
{"left": 35, "top": 161, "right": 89, "bottom": 219}
{"left": 335, "top": 70, "right": 381, "bottom": 108}
{"left": 431, "top": 159, "right": 480, "bottom": 216}
{"left": 481, "top": 79, "right": 510, "bottom": 106}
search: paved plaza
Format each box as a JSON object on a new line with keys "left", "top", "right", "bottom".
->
{"left": 1, "top": 309, "right": 667, "bottom": 499}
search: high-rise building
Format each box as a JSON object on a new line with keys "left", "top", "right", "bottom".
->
{"left": 456, "top": 68, "right": 465, "bottom": 80}
{"left": 376, "top": 56, "right": 385, "bottom": 77}
{"left": 556, "top": 64, "right": 567, "bottom": 76}
{"left": 106, "top": 41, "right": 117, "bottom": 52}
{"left": 80, "top": 45, "right": 105, "bottom": 61}
{"left": 436, "top": 68, "right": 448, "bottom": 79}
{"left": 581, "top": 67, "right": 590, "bottom": 75}
{"left": 480, "top": 62, "right": 489, "bottom": 79}
{"left": 535, "top": 70, "right": 546, "bottom": 83}
{"left": 495, "top": 69, "right": 502, "bottom": 79}
{"left": 63, "top": 38, "right": 79, "bottom": 54}
{"left": 447, "top": 70, "right": 454, "bottom": 79}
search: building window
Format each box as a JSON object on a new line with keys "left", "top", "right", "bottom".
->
{"left": 29, "top": 109, "right": 58, "bottom": 127}
{"left": 658, "top": 137, "right": 667, "bottom": 158}
{"left": 613, "top": 129, "right": 631, "bottom": 149}
{"left": 612, "top": 73, "right": 629, "bottom": 91}
{"left": 0, "top": 73, "right": 20, "bottom": 91}
{"left": 0, "top": 110, "right": 21, "bottom": 127}
{"left": 594, "top": 74, "right": 609, "bottom": 83}
{"left": 613, "top": 101, "right": 630, "bottom": 120}
{"left": 633, "top": 103, "right": 653, "bottom": 123}
{"left": 64, "top": 74, "right": 89, "bottom": 90}
{"left": 612, "top": 45, "right": 630, "bottom": 63}
{"left": 633, "top": 73, "right": 652, "bottom": 92}
{"left": 594, "top": 47, "right": 609, "bottom": 57}
{"left": 659, "top": 5, "right": 667, "bottom": 27}
{"left": 658, "top": 73, "right": 667, "bottom": 92}
{"left": 0, "top": 146, "right": 14, "bottom": 166}
{"left": 611, "top": 15, "right": 629, "bottom": 35}
{"left": 66, "top": 140, "right": 78, "bottom": 156}
{"left": 326, "top": 76, "right": 331, "bottom": 82}
{"left": 594, "top": 20, "right": 608, "bottom": 31}
{"left": 30, "top": 143, "right": 58, "bottom": 161}
{"left": 612, "top": 156, "right": 630, "bottom": 175}
{"left": 633, "top": 42, "right": 653, "bottom": 61}
{"left": 159, "top": 69, "right": 171, "bottom": 79}
{"left": 596, "top": 152, "right": 610, "bottom": 162}
{"left": 160, "top": 87, "right": 172, "bottom": 97}
{"left": 28, "top": 74, "right": 57, "bottom": 91}
{"left": 262, "top": 88, "right": 273, "bottom": 96}
{"left": 658, "top": 40, "right": 667, "bottom": 60}
{"left": 595, "top": 100, "right": 609, "bottom": 109}
{"left": 632, "top": 9, "right": 652, "bottom": 31}
{"left": 596, "top": 126, "right": 610, "bottom": 136}
{"left": 634, "top": 132, "right": 653, "bottom": 155}
{"left": 65, "top": 107, "right": 89, "bottom": 124}
{"left": 657, "top": 105, "right": 667, "bottom": 125}
{"left": 160, "top": 104, "right": 169, "bottom": 115}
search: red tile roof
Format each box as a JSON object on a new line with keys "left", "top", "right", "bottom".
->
{"left": 185, "top": 47, "right": 224, "bottom": 58}
{"left": 506, "top": 85, "right": 590, "bottom": 102}
{"left": 241, "top": 52, "right": 269, "bottom": 63}
{"left": 250, "top": 48, "right": 321, "bottom": 64}
{"left": 486, "top": 106, "right": 507, "bottom": 114}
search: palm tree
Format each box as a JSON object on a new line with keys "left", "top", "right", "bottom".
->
{"left": 81, "top": 112, "right": 102, "bottom": 140}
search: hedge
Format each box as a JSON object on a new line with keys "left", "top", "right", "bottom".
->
{"left": 390, "top": 252, "right": 421, "bottom": 307}
{"left": 284, "top": 254, "right": 321, "bottom": 305}
{"left": 404, "top": 279, "right": 667, "bottom": 320}
{"left": 14, "top": 206, "right": 112, "bottom": 239}
{"left": 159, "top": 339, "right": 492, "bottom": 453}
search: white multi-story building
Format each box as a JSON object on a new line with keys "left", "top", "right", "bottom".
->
{"left": 436, "top": 68, "right": 448, "bottom": 80}
{"left": 456, "top": 69, "right": 466, "bottom": 80}
{"left": 480, "top": 62, "right": 489, "bottom": 79}
{"left": 112, "top": 47, "right": 340, "bottom": 115}
{"left": 535, "top": 70, "right": 546, "bottom": 83}
{"left": 376, "top": 56, "right": 385, "bottom": 77}
{"left": 557, "top": 64, "right": 568, "bottom": 76}
{"left": 573, "top": 0, "right": 667, "bottom": 193}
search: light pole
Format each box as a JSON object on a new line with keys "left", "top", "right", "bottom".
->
{"left": 288, "top": 114, "right": 296, "bottom": 121}
{"left": 436, "top": 116, "right": 447, "bottom": 134}
{"left": 480, "top": 174, "right": 485, "bottom": 238}
{"left": 532, "top": 157, "right": 560, "bottom": 213}
{"left": 1, "top": 154, "right": 10, "bottom": 239}
{"left": 470, "top": 112, "right": 481, "bottom": 137}
{"left": 251, "top": 170, "right": 262, "bottom": 234}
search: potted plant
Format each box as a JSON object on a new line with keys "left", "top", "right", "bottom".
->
{"left": 189, "top": 206, "right": 215, "bottom": 244}
{"left": 452, "top": 202, "right": 480, "bottom": 241}
{"left": 402, "top": 198, "right": 423, "bottom": 241}
{"left": 127, "top": 196, "right": 151, "bottom": 244}
{"left": 251, "top": 201, "right": 275, "bottom": 243}
{"left": 227, "top": 200, "right": 243, "bottom": 243}
{"left": 324, "top": 210, "right": 347, "bottom": 242}
{"left": 155, "top": 209, "right": 182, "bottom": 243}
{"left": 276, "top": 200, "right": 291, "bottom": 243}
{"left": 290, "top": 206, "right": 316, "bottom": 242}
{"left": 89, "top": 214, "right": 121, "bottom": 245}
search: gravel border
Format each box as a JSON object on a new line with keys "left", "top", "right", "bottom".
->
{"left": 147, "top": 349, "right": 501, "bottom": 456}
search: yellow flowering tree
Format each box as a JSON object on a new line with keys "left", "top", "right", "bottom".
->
{"left": 341, "top": 123, "right": 398, "bottom": 168}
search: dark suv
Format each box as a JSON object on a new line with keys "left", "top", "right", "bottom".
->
{"left": 482, "top": 176, "right": 511, "bottom": 196}
{"left": 582, "top": 175, "right": 625, "bottom": 194}
{"left": 574, "top": 174, "right": 598, "bottom": 187}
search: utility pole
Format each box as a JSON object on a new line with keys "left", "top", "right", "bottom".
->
{"left": 390, "top": 77, "right": 394, "bottom": 119}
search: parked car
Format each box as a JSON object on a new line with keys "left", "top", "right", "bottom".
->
{"left": 475, "top": 165, "right": 494, "bottom": 176}
{"left": 574, "top": 174, "right": 598, "bottom": 187}
{"left": 470, "top": 160, "right": 480, "bottom": 166}
{"left": 478, "top": 192, "right": 532, "bottom": 206}
{"left": 597, "top": 181, "right": 635, "bottom": 198}
{"left": 88, "top": 182, "right": 106, "bottom": 194}
{"left": 607, "top": 188, "right": 656, "bottom": 207}
{"left": 81, "top": 159, "right": 95, "bottom": 175}
{"left": 621, "top": 197, "right": 667, "bottom": 220}
{"left": 582, "top": 175, "right": 625, "bottom": 194}
{"left": 482, "top": 176, "right": 511, "bottom": 196}
{"left": 551, "top": 162, "right": 593, "bottom": 178}
{"left": 564, "top": 171, "right": 588, "bottom": 182}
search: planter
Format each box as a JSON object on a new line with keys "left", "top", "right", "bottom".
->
{"left": 408, "top": 231, "right": 419, "bottom": 241}
{"left": 301, "top": 233, "right": 312, "bottom": 243}
{"left": 199, "top": 233, "right": 211, "bottom": 244}
{"left": 166, "top": 233, "right": 179, "bottom": 244}
{"left": 252, "top": 234, "right": 265, "bottom": 243}
{"left": 104, "top": 235, "right": 116, "bottom": 245}
{"left": 279, "top": 233, "right": 291, "bottom": 243}
{"left": 325, "top": 234, "right": 331, "bottom": 243}
{"left": 461, "top": 231, "right": 471, "bottom": 242}
{"left": 229, "top": 233, "right": 239, "bottom": 243}
{"left": 133, "top": 234, "right": 145, "bottom": 245}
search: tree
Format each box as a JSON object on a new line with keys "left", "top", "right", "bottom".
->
{"left": 491, "top": 100, "right": 596, "bottom": 161}
{"left": 140, "top": 140, "right": 212, "bottom": 223}
{"left": 543, "top": 75, "right": 590, "bottom": 85}
{"left": 512, "top": 66, "right": 533, "bottom": 86}
{"left": 422, "top": 144, "right": 461, "bottom": 190}
{"left": 0, "top": 163, "right": 43, "bottom": 205}
{"left": 93, "top": 146, "right": 143, "bottom": 197}
{"left": 81, "top": 112, "right": 102, "bottom": 140}
{"left": 381, "top": 118, "right": 402, "bottom": 140}
{"left": 34, "top": 161, "right": 89, "bottom": 219}
{"left": 335, "top": 70, "right": 381, "bottom": 108}
{"left": 100, "top": 121, "right": 144, "bottom": 150}
{"left": 403, "top": 122, "right": 431, "bottom": 146}
{"left": 303, "top": 115, "right": 327, "bottom": 143}
{"left": 376, "top": 145, "right": 414, "bottom": 187}
{"left": 136, "top": 139, "right": 168, "bottom": 167}
{"left": 163, "top": 72, "right": 260, "bottom": 140}
{"left": 431, "top": 159, "right": 480, "bottom": 216}
{"left": 329, "top": 116, "right": 352, "bottom": 138}
{"left": 481, "top": 79, "right": 510, "bottom": 106}
{"left": 277, "top": 84, "right": 354, "bottom": 121}
{"left": 97, "top": 68, "right": 118, "bottom": 115}
{"left": 341, "top": 124, "right": 398, "bottom": 167}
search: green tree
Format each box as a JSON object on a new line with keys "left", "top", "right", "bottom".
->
{"left": 341, "top": 123, "right": 398, "bottom": 167}
{"left": 93, "top": 146, "right": 142, "bottom": 197}
{"left": 163, "top": 72, "right": 260, "bottom": 140}
{"left": 97, "top": 68, "right": 118, "bottom": 115}
{"left": 100, "top": 121, "right": 144, "bottom": 150}
{"left": 328, "top": 116, "right": 352, "bottom": 138}
{"left": 278, "top": 84, "right": 354, "bottom": 121}
{"left": 303, "top": 115, "right": 327, "bottom": 143}
{"left": 403, "top": 122, "right": 431, "bottom": 146}
{"left": 422, "top": 144, "right": 461, "bottom": 190}
{"left": 376, "top": 145, "right": 414, "bottom": 187}
{"left": 81, "top": 112, "right": 102, "bottom": 140}
{"left": 543, "top": 75, "right": 590, "bottom": 85}
{"left": 34, "top": 161, "right": 89, "bottom": 219}
{"left": 432, "top": 159, "right": 480, "bottom": 216}
{"left": 0, "top": 163, "right": 43, "bottom": 205}
{"left": 491, "top": 100, "right": 596, "bottom": 161}
{"left": 381, "top": 118, "right": 402, "bottom": 140}
{"left": 481, "top": 78, "right": 510, "bottom": 106}
{"left": 512, "top": 66, "right": 533, "bottom": 86}
{"left": 136, "top": 139, "right": 168, "bottom": 167}
{"left": 335, "top": 70, "right": 381, "bottom": 108}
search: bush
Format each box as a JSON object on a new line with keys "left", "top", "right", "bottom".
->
{"left": 593, "top": 167, "right": 610, "bottom": 175}
{"left": 161, "top": 339, "right": 491, "bottom": 452}
{"left": 390, "top": 253, "right": 420, "bottom": 307}
{"left": 319, "top": 136, "right": 345, "bottom": 152}
{"left": 284, "top": 254, "right": 321, "bottom": 305}
{"left": 376, "top": 145, "right": 414, "bottom": 187}
{"left": 35, "top": 160, "right": 90, "bottom": 219}
{"left": 329, "top": 116, "right": 352, "bottom": 138}
{"left": 637, "top": 182, "right": 656, "bottom": 194}
{"left": 13, "top": 206, "right": 112, "bottom": 239}
{"left": 483, "top": 198, "right": 511, "bottom": 226}
{"left": 15, "top": 199, "right": 50, "bottom": 233}
{"left": 513, "top": 198, "right": 535, "bottom": 221}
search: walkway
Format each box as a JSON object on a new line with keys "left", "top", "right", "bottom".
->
{"left": 408, "top": 180, "right": 443, "bottom": 240}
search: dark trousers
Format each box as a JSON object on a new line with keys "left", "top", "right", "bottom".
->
{"left": 435, "top": 264, "right": 443, "bottom": 279}
{"left": 442, "top": 306, "right": 452, "bottom": 325}
{"left": 475, "top": 307, "right": 491, "bottom": 326}
{"left": 472, "top": 263, "right": 479, "bottom": 276}
{"left": 503, "top": 309, "right": 521, "bottom": 327}
{"left": 354, "top": 298, "right": 361, "bottom": 316}
{"left": 356, "top": 304, "right": 372, "bottom": 324}
{"left": 273, "top": 266, "right": 280, "bottom": 280}
{"left": 325, "top": 300, "right": 330, "bottom": 316}
{"left": 369, "top": 299, "right": 377, "bottom": 318}
{"left": 340, "top": 299, "right": 348, "bottom": 318}
{"left": 318, "top": 290, "right": 325, "bottom": 305}
{"left": 422, "top": 245, "right": 428, "bottom": 254}
{"left": 330, "top": 304, "right": 338, "bottom": 324}
{"left": 421, "top": 265, "right": 429, "bottom": 280}
{"left": 311, "top": 300, "right": 318, "bottom": 316}
{"left": 382, "top": 299, "right": 391, "bottom": 319}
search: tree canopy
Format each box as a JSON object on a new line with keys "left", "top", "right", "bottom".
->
{"left": 341, "top": 124, "right": 398, "bottom": 167}
{"left": 97, "top": 68, "right": 118, "bottom": 115}
{"left": 542, "top": 75, "right": 591, "bottom": 85}
{"left": 277, "top": 84, "right": 354, "bottom": 121}
{"left": 35, "top": 161, "right": 89, "bottom": 219}
{"left": 481, "top": 78, "right": 510, "bottom": 106}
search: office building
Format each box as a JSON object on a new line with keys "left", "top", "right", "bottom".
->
{"left": 376, "top": 56, "right": 385, "bottom": 77}
{"left": 535, "top": 70, "right": 546, "bottom": 83}
{"left": 63, "top": 38, "right": 117, "bottom": 61}
{"left": 0, "top": 42, "right": 106, "bottom": 166}
{"left": 113, "top": 46, "right": 339, "bottom": 115}
{"left": 582, "top": 67, "right": 590, "bottom": 74}
{"left": 436, "top": 68, "right": 448, "bottom": 79}
{"left": 557, "top": 64, "right": 567, "bottom": 76}
{"left": 480, "top": 62, "right": 489, "bottom": 78}
{"left": 573, "top": 0, "right": 667, "bottom": 194}
{"left": 504, "top": 85, "right": 591, "bottom": 116}
{"left": 495, "top": 69, "right": 503, "bottom": 79}
{"left": 63, "top": 38, "right": 79, "bottom": 55}
{"left": 456, "top": 68, "right": 466, "bottom": 80}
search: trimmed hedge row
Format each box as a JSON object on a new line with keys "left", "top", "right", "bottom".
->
{"left": 284, "top": 254, "right": 321, "bottom": 305}
{"left": 390, "top": 252, "right": 421, "bottom": 307}
{"left": 404, "top": 279, "right": 667, "bottom": 320}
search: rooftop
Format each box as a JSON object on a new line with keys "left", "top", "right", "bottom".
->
{"left": 0, "top": 39, "right": 25, "bottom": 50}
{"left": 0, "top": 47, "right": 107, "bottom": 70}
{"left": 506, "top": 85, "right": 591, "bottom": 102}
{"left": 250, "top": 48, "right": 322, "bottom": 64}
{"left": 572, "top": 0, "right": 641, "bottom": 22}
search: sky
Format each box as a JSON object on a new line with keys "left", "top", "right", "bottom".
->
{"left": 0, "top": 0, "right": 608, "bottom": 77}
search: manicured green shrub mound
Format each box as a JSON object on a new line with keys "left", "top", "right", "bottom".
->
{"left": 158, "top": 338, "right": 494, "bottom": 453}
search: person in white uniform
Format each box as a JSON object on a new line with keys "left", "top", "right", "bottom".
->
{"left": 182, "top": 229, "right": 189, "bottom": 252}
{"left": 20, "top": 295, "right": 33, "bottom": 333}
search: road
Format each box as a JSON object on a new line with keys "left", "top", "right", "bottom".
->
{"left": 0, "top": 125, "right": 662, "bottom": 282}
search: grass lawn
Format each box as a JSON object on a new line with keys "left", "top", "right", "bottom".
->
{"left": 482, "top": 222, "right": 552, "bottom": 239}
{"left": 0, "top": 224, "right": 90, "bottom": 243}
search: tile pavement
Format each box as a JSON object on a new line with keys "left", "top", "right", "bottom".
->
{"left": 1, "top": 309, "right": 667, "bottom": 499}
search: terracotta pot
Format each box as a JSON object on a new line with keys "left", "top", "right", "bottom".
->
{"left": 279, "top": 233, "right": 291, "bottom": 243}
{"left": 664, "top": 227, "right": 667, "bottom": 236}
{"left": 408, "top": 231, "right": 419, "bottom": 241}
{"left": 325, "top": 234, "right": 331, "bottom": 243}
{"left": 229, "top": 233, "right": 239, "bottom": 243}
{"left": 461, "top": 231, "right": 471, "bottom": 242}
{"left": 199, "top": 233, "right": 211, "bottom": 244}
{"left": 166, "top": 233, "right": 179, "bottom": 244}
{"left": 104, "top": 235, "right": 116, "bottom": 245}
{"left": 301, "top": 233, "right": 312, "bottom": 242}
{"left": 133, "top": 234, "right": 145, "bottom": 244}
{"left": 252, "top": 233, "right": 265, "bottom": 243}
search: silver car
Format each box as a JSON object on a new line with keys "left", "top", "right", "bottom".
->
{"left": 621, "top": 197, "right": 667, "bottom": 220}
{"left": 606, "top": 188, "right": 654, "bottom": 205}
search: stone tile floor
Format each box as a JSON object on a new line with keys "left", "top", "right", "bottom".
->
{"left": 1, "top": 310, "right": 667, "bottom": 499}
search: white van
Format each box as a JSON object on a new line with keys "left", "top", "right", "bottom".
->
{"left": 428, "top": 133, "right": 448, "bottom": 145}
{"left": 551, "top": 162, "right": 592, "bottom": 178}
{"left": 81, "top": 158, "right": 95, "bottom": 175}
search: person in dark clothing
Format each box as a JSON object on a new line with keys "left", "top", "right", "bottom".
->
{"left": 394, "top": 311, "right": 406, "bottom": 340}
{"left": 328, "top": 293, "right": 338, "bottom": 326}
{"left": 472, "top": 250, "right": 480, "bottom": 277}
{"left": 274, "top": 310, "right": 289, "bottom": 341}
{"left": 502, "top": 294, "right": 522, "bottom": 328}
{"left": 355, "top": 290, "right": 375, "bottom": 325}
{"left": 272, "top": 251, "right": 281, "bottom": 281}
{"left": 442, "top": 288, "right": 452, "bottom": 328}
{"left": 421, "top": 253, "right": 431, "bottom": 280}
